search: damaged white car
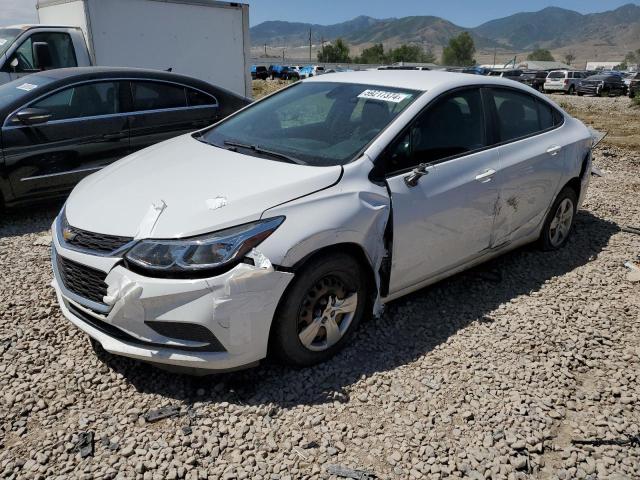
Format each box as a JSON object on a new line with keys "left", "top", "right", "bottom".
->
{"left": 51, "top": 71, "right": 593, "bottom": 372}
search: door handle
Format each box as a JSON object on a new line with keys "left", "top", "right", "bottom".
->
{"left": 547, "top": 145, "right": 562, "bottom": 156}
{"left": 475, "top": 169, "right": 496, "bottom": 182}
{"left": 102, "top": 132, "right": 127, "bottom": 141}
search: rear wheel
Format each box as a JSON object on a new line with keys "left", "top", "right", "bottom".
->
{"left": 271, "top": 253, "right": 369, "bottom": 367}
{"left": 567, "top": 85, "right": 575, "bottom": 95}
{"left": 539, "top": 187, "right": 578, "bottom": 251}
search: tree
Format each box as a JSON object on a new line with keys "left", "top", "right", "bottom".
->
{"left": 527, "top": 48, "right": 555, "bottom": 62}
{"left": 355, "top": 43, "right": 385, "bottom": 64}
{"left": 563, "top": 52, "right": 576, "bottom": 66}
{"left": 441, "top": 32, "right": 476, "bottom": 66}
{"left": 386, "top": 44, "right": 436, "bottom": 64}
{"left": 317, "top": 38, "right": 350, "bottom": 63}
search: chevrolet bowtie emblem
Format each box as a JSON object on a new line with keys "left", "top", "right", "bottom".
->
{"left": 62, "top": 228, "right": 77, "bottom": 242}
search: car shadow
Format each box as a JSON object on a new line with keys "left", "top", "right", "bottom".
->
{"left": 94, "top": 210, "right": 619, "bottom": 409}
{"left": 0, "top": 200, "right": 63, "bottom": 239}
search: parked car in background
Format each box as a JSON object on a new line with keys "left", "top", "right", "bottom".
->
{"left": 520, "top": 70, "right": 548, "bottom": 91}
{"left": 0, "top": 67, "right": 250, "bottom": 207}
{"left": 51, "top": 71, "right": 592, "bottom": 373}
{"left": 544, "top": 70, "right": 585, "bottom": 94}
{"left": 447, "top": 67, "right": 489, "bottom": 75}
{"left": 279, "top": 66, "right": 300, "bottom": 80}
{"left": 577, "top": 74, "right": 628, "bottom": 97}
{"left": 628, "top": 72, "right": 640, "bottom": 98}
{"left": 299, "top": 65, "right": 325, "bottom": 79}
{"left": 488, "top": 69, "right": 524, "bottom": 81}
{"left": 251, "top": 65, "right": 268, "bottom": 80}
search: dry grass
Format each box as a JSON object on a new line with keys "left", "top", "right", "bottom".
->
{"left": 252, "top": 79, "right": 294, "bottom": 99}
{"left": 556, "top": 95, "right": 640, "bottom": 151}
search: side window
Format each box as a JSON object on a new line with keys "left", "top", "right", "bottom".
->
{"left": 30, "top": 82, "right": 120, "bottom": 121}
{"left": 131, "top": 82, "right": 187, "bottom": 111}
{"left": 386, "top": 88, "right": 486, "bottom": 172}
{"left": 537, "top": 100, "right": 555, "bottom": 130}
{"left": 186, "top": 88, "right": 217, "bottom": 107}
{"left": 491, "top": 88, "right": 542, "bottom": 142}
{"left": 13, "top": 32, "right": 77, "bottom": 72}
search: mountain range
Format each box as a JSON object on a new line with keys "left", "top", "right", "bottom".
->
{"left": 250, "top": 4, "right": 640, "bottom": 55}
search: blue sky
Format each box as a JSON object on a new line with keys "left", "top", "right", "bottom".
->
{"left": 1, "top": 0, "right": 637, "bottom": 27}
{"left": 249, "top": 0, "right": 637, "bottom": 26}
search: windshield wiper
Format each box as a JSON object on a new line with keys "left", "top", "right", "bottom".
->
{"left": 224, "top": 140, "right": 307, "bottom": 165}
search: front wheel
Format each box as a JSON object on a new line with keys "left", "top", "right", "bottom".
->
{"left": 566, "top": 86, "right": 575, "bottom": 95}
{"left": 539, "top": 187, "right": 578, "bottom": 251}
{"left": 270, "top": 253, "right": 370, "bottom": 367}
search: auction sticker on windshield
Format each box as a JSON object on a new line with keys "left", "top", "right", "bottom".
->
{"left": 16, "top": 83, "right": 38, "bottom": 92}
{"left": 358, "top": 89, "right": 411, "bottom": 103}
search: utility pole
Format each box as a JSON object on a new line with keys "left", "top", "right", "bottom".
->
{"left": 493, "top": 47, "right": 497, "bottom": 68}
{"left": 282, "top": 48, "right": 286, "bottom": 63}
{"left": 264, "top": 43, "right": 267, "bottom": 57}
{"left": 309, "top": 28, "right": 312, "bottom": 63}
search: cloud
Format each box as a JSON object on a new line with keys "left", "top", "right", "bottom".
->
{"left": 2, "top": 0, "right": 38, "bottom": 25}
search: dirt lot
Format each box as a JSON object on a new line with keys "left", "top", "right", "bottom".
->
{"left": 1, "top": 94, "right": 639, "bottom": 480}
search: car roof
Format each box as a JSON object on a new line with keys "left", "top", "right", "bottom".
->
{"left": 0, "top": 66, "right": 245, "bottom": 118}
{"left": 304, "top": 70, "right": 530, "bottom": 92}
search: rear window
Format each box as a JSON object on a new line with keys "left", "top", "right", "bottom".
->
{"left": 131, "top": 81, "right": 187, "bottom": 111}
{"left": 548, "top": 71, "right": 566, "bottom": 79}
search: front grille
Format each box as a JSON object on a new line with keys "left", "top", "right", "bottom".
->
{"left": 57, "top": 255, "right": 108, "bottom": 305}
{"left": 63, "top": 216, "right": 133, "bottom": 254}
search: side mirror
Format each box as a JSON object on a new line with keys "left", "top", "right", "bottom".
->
{"left": 32, "top": 42, "right": 53, "bottom": 70}
{"left": 16, "top": 108, "right": 52, "bottom": 126}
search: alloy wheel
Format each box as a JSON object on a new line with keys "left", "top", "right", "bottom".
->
{"left": 549, "top": 198, "right": 574, "bottom": 247}
{"left": 297, "top": 275, "right": 358, "bottom": 352}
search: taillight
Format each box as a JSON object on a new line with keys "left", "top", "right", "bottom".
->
{"left": 564, "top": 79, "right": 569, "bottom": 85}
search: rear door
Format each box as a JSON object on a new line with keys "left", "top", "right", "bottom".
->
{"left": 127, "top": 80, "right": 219, "bottom": 153}
{"left": 2, "top": 81, "right": 129, "bottom": 200}
{"left": 488, "top": 87, "right": 565, "bottom": 246}
{"left": 384, "top": 87, "right": 502, "bottom": 294}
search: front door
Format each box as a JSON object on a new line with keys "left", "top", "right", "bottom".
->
{"left": 7, "top": 31, "right": 78, "bottom": 82}
{"left": 3, "top": 81, "right": 130, "bottom": 200}
{"left": 384, "top": 88, "right": 501, "bottom": 294}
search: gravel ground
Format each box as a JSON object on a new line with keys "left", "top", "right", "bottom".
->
{"left": 1, "top": 96, "right": 639, "bottom": 479}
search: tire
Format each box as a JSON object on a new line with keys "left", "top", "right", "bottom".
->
{"left": 577, "top": 92, "right": 584, "bottom": 96}
{"left": 539, "top": 187, "right": 578, "bottom": 251}
{"left": 270, "top": 253, "right": 370, "bottom": 367}
{"left": 566, "top": 86, "right": 575, "bottom": 95}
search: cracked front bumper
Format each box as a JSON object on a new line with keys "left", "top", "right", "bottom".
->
{"left": 51, "top": 221, "right": 294, "bottom": 372}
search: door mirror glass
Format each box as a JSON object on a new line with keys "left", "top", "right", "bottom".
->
{"left": 33, "top": 42, "right": 53, "bottom": 70}
{"left": 16, "top": 108, "right": 52, "bottom": 125}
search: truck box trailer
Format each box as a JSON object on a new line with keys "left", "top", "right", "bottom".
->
{"left": 0, "top": 0, "right": 251, "bottom": 97}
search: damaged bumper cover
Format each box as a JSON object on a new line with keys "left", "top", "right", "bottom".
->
{"left": 51, "top": 224, "right": 294, "bottom": 371}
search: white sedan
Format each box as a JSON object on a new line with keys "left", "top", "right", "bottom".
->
{"left": 51, "top": 71, "right": 593, "bottom": 373}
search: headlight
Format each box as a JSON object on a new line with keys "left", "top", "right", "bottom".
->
{"left": 125, "top": 217, "right": 284, "bottom": 273}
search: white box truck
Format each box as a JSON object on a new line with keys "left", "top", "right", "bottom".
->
{"left": 0, "top": 0, "right": 252, "bottom": 98}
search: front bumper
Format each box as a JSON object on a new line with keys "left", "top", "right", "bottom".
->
{"left": 51, "top": 219, "right": 294, "bottom": 372}
{"left": 577, "top": 85, "right": 600, "bottom": 96}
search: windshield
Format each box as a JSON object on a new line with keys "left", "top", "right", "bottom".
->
{"left": 548, "top": 71, "right": 566, "bottom": 79}
{"left": 0, "top": 28, "right": 21, "bottom": 58}
{"left": 0, "top": 73, "right": 57, "bottom": 107}
{"left": 199, "top": 82, "right": 419, "bottom": 167}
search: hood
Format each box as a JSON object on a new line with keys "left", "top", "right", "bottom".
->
{"left": 65, "top": 135, "right": 342, "bottom": 238}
